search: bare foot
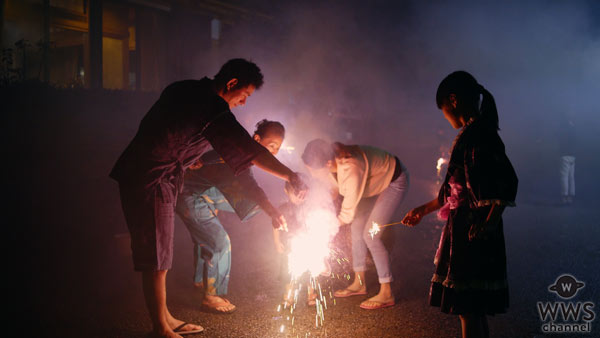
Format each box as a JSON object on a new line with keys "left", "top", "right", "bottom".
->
{"left": 307, "top": 292, "right": 318, "bottom": 306}
{"left": 202, "top": 295, "right": 236, "bottom": 313}
{"left": 156, "top": 313, "right": 203, "bottom": 337}
{"left": 359, "top": 293, "right": 395, "bottom": 310}
{"left": 333, "top": 285, "right": 367, "bottom": 297}
{"left": 152, "top": 329, "right": 184, "bottom": 338}
{"left": 364, "top": 293, "right": 394, "bottom": 304}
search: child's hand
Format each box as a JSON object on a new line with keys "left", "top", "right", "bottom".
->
{"left": 402, "top": 207, "right": 424, "bottom": 226}
{"left": 272, "top": 214, "right": 288, "bottom": 232}
{"left": 469, "top": 205, "right": 503, "bottom": 241}
{"left": 468, "top": 222, "right": 494, "bottom": 241}
{"left": 264, "top": 204, "right": 288, "bottom": 232}
{"left": 272, "top": 229, "right": 285, "bottom": 254}
{"left": 274, "top": 240, "right": 285, "bottom": 254}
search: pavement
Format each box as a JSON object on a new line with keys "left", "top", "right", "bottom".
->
{"left": 20, "top": 174, "right": 600, "bottom": 338}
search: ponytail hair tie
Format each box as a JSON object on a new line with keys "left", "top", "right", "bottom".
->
{"left": 478, "top": 84, "right": 485, "bottom": 94}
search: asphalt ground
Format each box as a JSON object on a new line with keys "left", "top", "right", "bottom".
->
{"left": 21, "top": 175, "right": 600, "bottom": 338}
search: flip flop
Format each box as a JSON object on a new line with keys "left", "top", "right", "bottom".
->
{"left": 173, "top": 322, "right": 204, "bottom": 335}
{"left": 359, "top": 299, "right": 395, "bottom": 310}
{"left": 202, "top": 298, "right": 237, "bottom": 314}
{"left": 333, "top": 288, "right": 367, "bottom": 298}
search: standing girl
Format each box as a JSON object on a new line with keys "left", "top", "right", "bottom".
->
{"left": 402, "top": 71, "right": 517, "bottom": 338}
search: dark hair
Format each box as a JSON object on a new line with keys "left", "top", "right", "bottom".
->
{"left": 302, "top": 139, "right": 334, "bottom": 169}
{"left": 254, "top": 119, "right": 285, "bottom": 138}
{"left": 436, "top": 70, "right": 499, "bottom": 130}
{"left": 213, "top": 58, "right": 264, "bottom": 93}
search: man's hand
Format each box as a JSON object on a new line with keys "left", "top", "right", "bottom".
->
{"left": 288, "top": 172, "right": 308, "bottom": 201}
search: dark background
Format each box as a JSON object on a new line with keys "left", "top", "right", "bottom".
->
{"left": 2, "top": 0, "right": 600, "bottom": 337}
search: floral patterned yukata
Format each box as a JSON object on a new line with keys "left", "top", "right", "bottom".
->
{"left": 430, "top": 117, "right": 518, "bottom": 315}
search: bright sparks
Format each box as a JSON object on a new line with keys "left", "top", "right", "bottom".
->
{"left": 368, "top": 222, "right": 381, "bottom": 239}
{"left": 436, "top": 157, "right": 446, "bottom": 177}
{"left": 288, "top": 208, "right": 337, "bottom": 278}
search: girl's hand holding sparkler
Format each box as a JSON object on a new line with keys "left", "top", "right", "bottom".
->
{"left": 401, "top": 198, "right": 442, "bottom": 226}
{"left": 401, "top": 207, "right": 426, "bottom": 226}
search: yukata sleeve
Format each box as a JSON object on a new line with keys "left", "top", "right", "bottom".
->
{"left": 337, "top": 163, "right": 365, "bottom": 224}
{"left": 464, "top": 132, "right": 518, "bottom": 207}
{"left": 202, "top": 107, "right": 270, "bottom": 176}
{"left": 237, "top": 168, "right": 269, "bottom": 205}
{"left": 437, "top": 174, "right": 450, "bottom": 206}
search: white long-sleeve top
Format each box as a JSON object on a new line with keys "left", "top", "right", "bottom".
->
{"left": 331, "top": 145, "right": 397, "bottom": 224}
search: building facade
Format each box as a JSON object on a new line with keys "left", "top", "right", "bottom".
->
{"left": 1, "top": 0, "right": 270, "bottom": 90}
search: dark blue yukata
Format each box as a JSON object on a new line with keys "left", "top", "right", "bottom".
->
{"left": 430, "top": 117, "right": 518, "bottom": 315}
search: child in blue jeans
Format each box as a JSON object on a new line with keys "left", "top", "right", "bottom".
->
{"left": 176, "top": 120, "right": 287, "bottom": 314}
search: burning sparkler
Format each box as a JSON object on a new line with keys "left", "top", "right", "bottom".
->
{"left": 436, "top": 157, "right": 446, "bottom": 177}
{"left": 368, "top": 222, "right": 381, "bottom": 239}
{"left": 368, "top": 221, "right": 406, "bottom": 238}
{"left": 288, "top": 208, "right": 338, "bottom": 278}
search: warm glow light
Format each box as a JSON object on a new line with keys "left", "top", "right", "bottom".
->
{"left": 288, "top": 208, "right": 337, "bottom": 278}
{"left": 436, "top": 157, "right": 446, "bottom": 176}
{"left": 285, "top": 146, "right": 295, "bottom": 154}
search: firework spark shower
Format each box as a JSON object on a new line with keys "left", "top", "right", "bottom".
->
{"left": 288, "top": 207, "right": 338, "bottom": 278}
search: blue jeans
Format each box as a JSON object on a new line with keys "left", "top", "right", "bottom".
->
{"left": 351, "top": 170, "right": 409, "bottom": 283}
{"left": 176, "top": 187, "right": 235, "bottom": 295}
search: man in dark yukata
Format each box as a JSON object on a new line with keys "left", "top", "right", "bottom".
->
{"left": 110, "top": 59, "right": 305, "bottom": 337}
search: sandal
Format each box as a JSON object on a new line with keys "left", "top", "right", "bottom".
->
{"left": 173, "top": 322, "right": 204, "bottom": 335}
{"left": 359, "top": 298, "right": 395, "bottom": 310}
{"left": 202, "top": 297, "right": 237, "bottom": 314}
{"left": 333, "top": 288, "right": 367, "bottom": 298}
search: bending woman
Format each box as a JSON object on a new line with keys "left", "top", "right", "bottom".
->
{"left": 176, "top": 120, "right": 287, "bottom": 314}
{"left": 402, "top": 71, "right": 517, "bottom": 338}
{"left": 301, "top": 140, "right": 409, "bottom": 310}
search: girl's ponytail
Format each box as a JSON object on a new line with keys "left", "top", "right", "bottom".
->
{"left": 478, "top": 85, "right": 499, "bottom": 130}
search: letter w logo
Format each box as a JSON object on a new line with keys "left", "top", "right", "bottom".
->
{"left": 538, "top": 302, "right": 560, "bottom": 321}
{"left": 561, "top": 283, "right": 572, "bottom": 292}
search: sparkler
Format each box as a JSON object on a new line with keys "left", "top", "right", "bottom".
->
{"left": 275, "top": 207, "right": 340, "bottom": 334}
{"left": 288, "top": 208, "right": 337, "bottom": 278}
{"left": 368, "top": 221, "right": 406, "bottom": 238}
{"left": 436, "top": 157, "right": 446, "bottom": 177}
